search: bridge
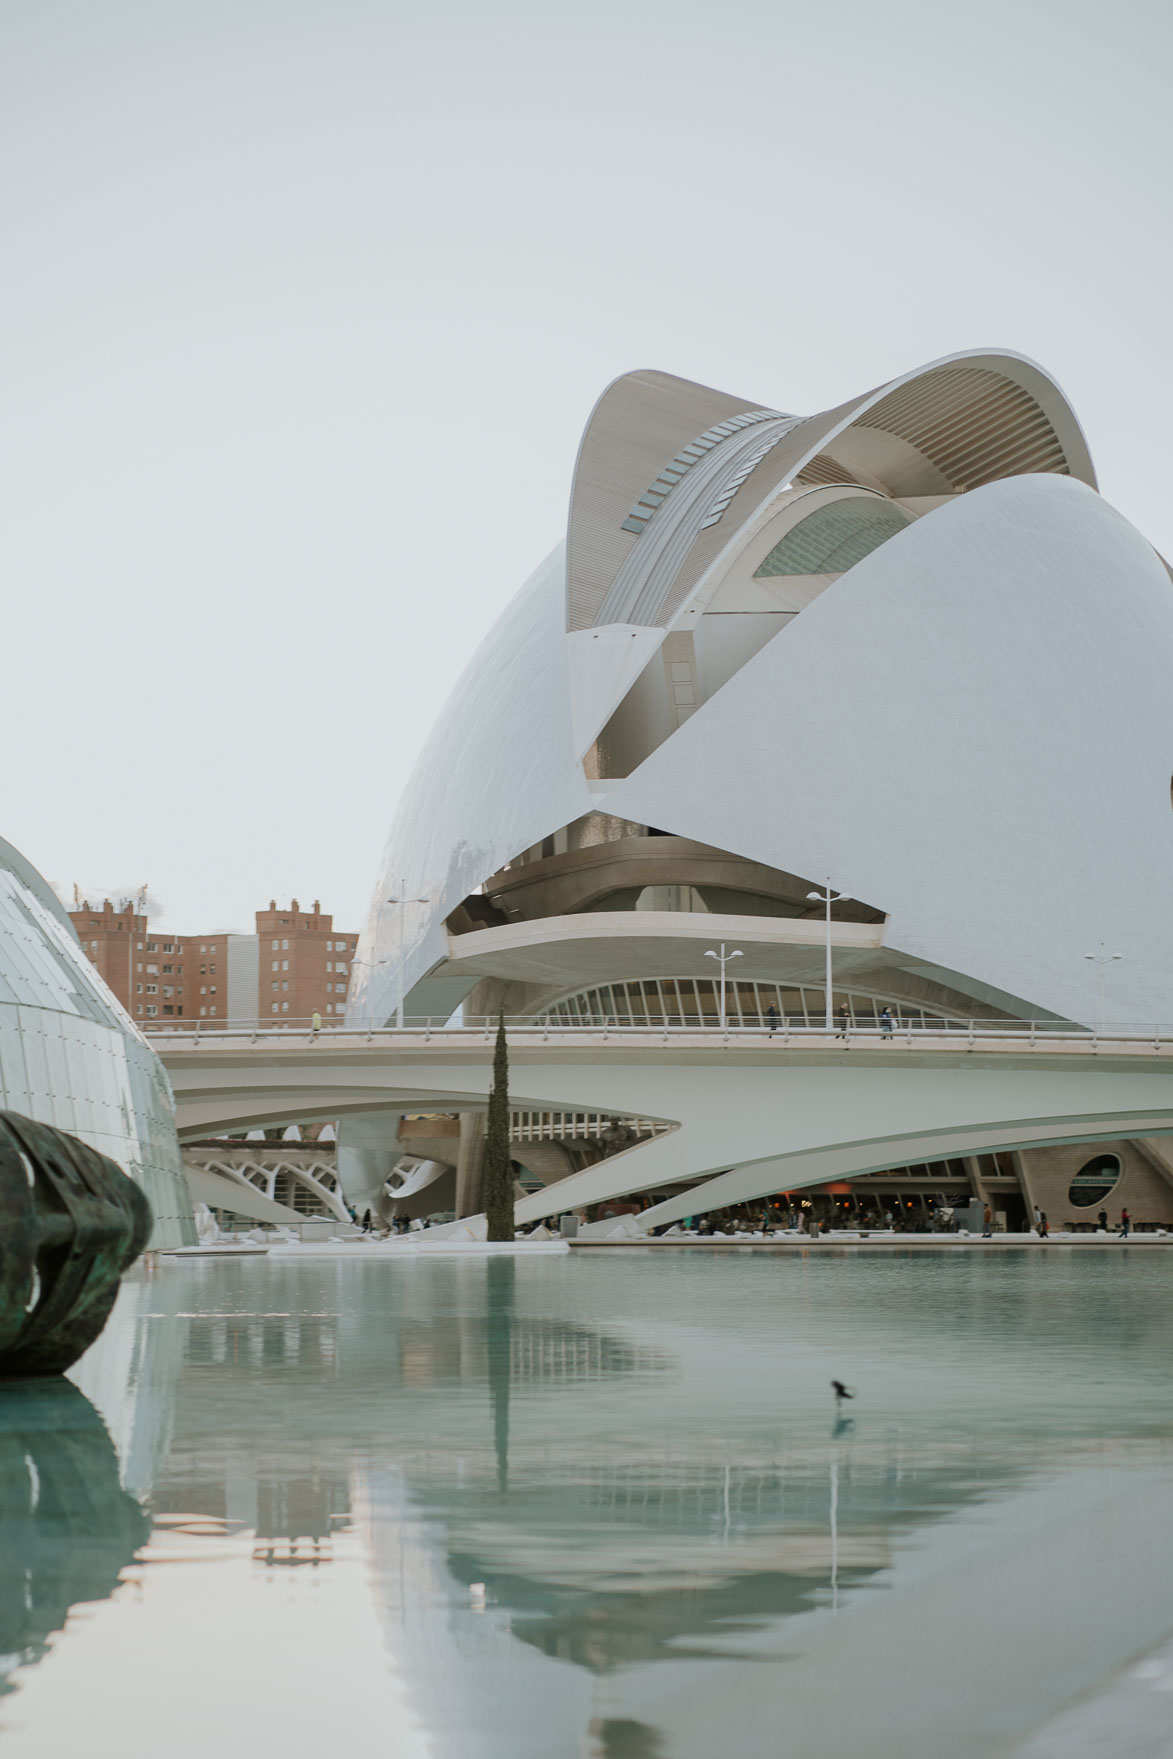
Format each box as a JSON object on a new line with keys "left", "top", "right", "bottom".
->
{"left": 148, "top": 1019, "right": 1173, "bottom": 1227}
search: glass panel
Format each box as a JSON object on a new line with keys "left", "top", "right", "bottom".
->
{"left": 755, "top": 497, "right": 913, "bottom": 577}
{"left": 0, "top": 1008, "right": 29, "bottom": 1111}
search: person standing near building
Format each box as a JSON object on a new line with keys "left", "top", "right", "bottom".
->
{"left": 1033, "top": 1204, "right": 1042, "bottom": 1234}
{"left": 311, "top": 1009, "right": 322, "bottom": 1038}
{"left": 1118, "top": 1207, "right": 1131, "bottom": 1238}
{"left": 1038, "top": 1211, "right": 1049, "bottom": 1239}
{"left": 880, "top": 1007, "right": 894, "bottom": 1038}
{"left": 982, "top": 1203, "right": 993, "bottom": 1238}
{"left": 1098, "top": 1209, "right": 1108, "bottom": 1233}
{"left": 836, "top": 1002, "right": 850, "bottom": 1039}
{"left": 766, "top": 1004, "right": 779, "bottom": 1033}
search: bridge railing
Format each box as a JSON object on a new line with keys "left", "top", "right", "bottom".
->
{"left": 142, "top": 1014, "right": 1173, "bottom": 1046}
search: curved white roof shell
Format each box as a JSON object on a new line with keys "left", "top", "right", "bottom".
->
{"left": 351, "top": 349, "right": 1167, "bottom": 1034}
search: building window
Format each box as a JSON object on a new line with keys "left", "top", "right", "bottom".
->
{"left": 272, "top": 1003, "right": 279, "bottom": 1013}
{"left": 163, "top": 986, "right": 173, "bottom": 997}
{"left": 136, "top": 1005, "right": 143, "bottom": 1016}
{"left": 335, "top": 961, "right": 346, "bottom": 974}
{"left": 272, "top": 939, "right": 279, "bottom": 950}
{"left": 146, "top": 1005, "right": 157, "bottom": 1016}
{"left": 271, "top": 981, "right": 279, "bottom": 991}
{"left": 162, "top": 964, "right": 172, "bottom": 974}
{"left": 136, "top": 963, "right": 143, "bottom": 973}
{"left": 199, "top": 944, "right": 206, "bottom": 953}
{"left": 326, "top": 961, "right": 333, "bottom": 973}
{"left": 282, "top": 981, "right": 288, "bottom": 992}
{"left": 90, "top": 940, "right": 98, "bottom": 951}
{"left": 136, "top": 942, "right": 143, "bottom": 951}
{"left": 136, "top": 984, "right": 142, "bottom": 994}
{"left": 282, "top": 939, "right": 289, "bottom": 950}
{"left": 281, "top": 1002, "right": 289, "bottom": 1012}
{"left": 756, "top": 497, "right": 913, "bottom": 578}
{"left": 282, "top": 960, "right": 289, "bottom": 971}
{"left": 163, "top": 943, "right": 174, "bottom": 953}
{"left": 163, "top": 1005, "right": 174, "bottom": 1015}
{"left": 146, "top": 984, "right": 157, "bottom": 995}
{"left": 209, "top": 945, "right": 218, "bottom": 953}
{"left": 271, "top": 960, "right": 279, "bottom": 972}
{"left": 326, "top": 941, "right": 333, "bottom": 952}
{"left": 146, "top": 964, "right": 158, "bottom": 974}
{"left": 200, "top": 1008, "right": 207, "bottom": 1017}
{"left": 210, "top": 986, "right": 216, "bottom": 994}
{"left": 210, "top": 1006, "right": 217, "bottom": 1015}
{"left": 147, "top": 942, "right": 158, "bottom": 952}
{"left": 1068, "top": 1154, "right": 1122, "bottom": 1208}
{"left": 209, "top": 963, "right": 216, "bottom": 973}
{"left": 200, "top": 986, "right": 206, "bottom": 996}
{"left": 326, "top": 983, "right": 333, "bottom": 994}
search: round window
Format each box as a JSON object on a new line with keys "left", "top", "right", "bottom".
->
{"left": 1068, "top": 1153, "right": 1122, "bottom": 1208}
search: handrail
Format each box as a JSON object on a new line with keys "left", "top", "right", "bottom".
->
{"left": 142, "top": 1015, "right": 1173, "bottom": 1046}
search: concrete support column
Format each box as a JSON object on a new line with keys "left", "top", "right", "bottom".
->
{"left": 966, "top": 1156, "right": 990, "bottom": 1205}
{"left": 1010, "top": 1149, "right": 1039, "bottom": 1224}
{"left": 456, "top": 1113, "right": 487, "bottom": 1217}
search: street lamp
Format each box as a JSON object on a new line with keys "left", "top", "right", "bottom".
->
{"left": 1084, "top": 944, "right": 1122, "bottom": 1035}
{"left": 387, "top": 885, "right": 429, "bottom": 1028}
{"left": 806, "top": 880, "right": 852, "bottom": 1030}
{"left": 704, "top": 943, "right": 743, "bottom": 1030}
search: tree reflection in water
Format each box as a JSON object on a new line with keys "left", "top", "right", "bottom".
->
{"left": 486, "top": 1256, "right": 513, "bottom": 1497}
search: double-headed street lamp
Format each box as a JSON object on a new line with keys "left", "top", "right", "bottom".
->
{"left": 806, "top": 879, "right": 852, "bottom": 1030}
{"left": 1084, "top": 943, "right": 1122, "bottom": 1035}
{"left": 387, "top": 884, "right": 429, "bottom": 1028}
{"left": 704, "top": 943, "right": 742, "bottom": 1030}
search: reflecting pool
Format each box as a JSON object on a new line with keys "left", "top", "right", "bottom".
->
{"left": 3, "top": 1248, "right": 1173, "bottom": 1757}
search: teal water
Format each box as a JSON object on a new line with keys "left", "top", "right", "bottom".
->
{"left": 2, "top": 1248, "right": 1173, "bottom": 1758}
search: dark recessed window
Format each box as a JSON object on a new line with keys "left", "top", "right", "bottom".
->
{"left": 1068, "top": 1153, "right": 1122, "bottom": 1208}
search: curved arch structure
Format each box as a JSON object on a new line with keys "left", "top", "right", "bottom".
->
{"left": 346, "top": 347, "right": 1173, "bottom": 1222}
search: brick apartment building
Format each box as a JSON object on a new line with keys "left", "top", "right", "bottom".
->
{"left": 69, "top": 896, "right": 357, "bottom": 1025}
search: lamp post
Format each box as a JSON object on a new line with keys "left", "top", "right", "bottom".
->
{"left": 1083, "top": 944, "right": 1122, "bottom": 1034}
{"left": 806, "top": 880, "right": 851, "bottom": 1030}
{"left": 704, "top": 943, "right": 743, "bottom": 1030}
{"left": 387, "top": 885, "right": 429, "bottom": 1028}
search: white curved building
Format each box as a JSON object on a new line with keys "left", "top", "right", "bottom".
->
{"left": 347, "top": 350, "right": 1173, "bottom": 1225}
{"left": 0, "top": 836, "right": 194, "bottom": 1248}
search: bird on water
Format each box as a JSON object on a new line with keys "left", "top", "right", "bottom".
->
{"left": 831, "top": 1380, "right": 854, "bottom": 1401}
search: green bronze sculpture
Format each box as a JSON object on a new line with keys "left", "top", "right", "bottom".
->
{"left": 0, "top": 1112, "right": 152, "bottom": 1377}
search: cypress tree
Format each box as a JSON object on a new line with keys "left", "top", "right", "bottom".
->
{"left": 484, "top": 1012, "right": 514, "bottom": 1241}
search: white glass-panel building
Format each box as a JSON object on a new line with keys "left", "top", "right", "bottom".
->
{"left": 0, "top": 836, "right": 194, "bottom": 1248}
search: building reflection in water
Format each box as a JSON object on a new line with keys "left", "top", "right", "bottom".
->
{"left": 0, "top": 1256, "right": 1099, "bottom": 1756}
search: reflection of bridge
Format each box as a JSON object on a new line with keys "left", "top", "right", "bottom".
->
{"left": 150, "top": 1022, "right": 1173, "bottom": 1227}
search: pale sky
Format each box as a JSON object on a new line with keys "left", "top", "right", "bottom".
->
{"left": 2, "top": 0, "right": 1170, "bottom": 934}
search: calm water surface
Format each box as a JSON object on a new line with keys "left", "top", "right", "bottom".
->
{"left": 2, "top": 1248, "right": 1173, "bottom": 1758}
